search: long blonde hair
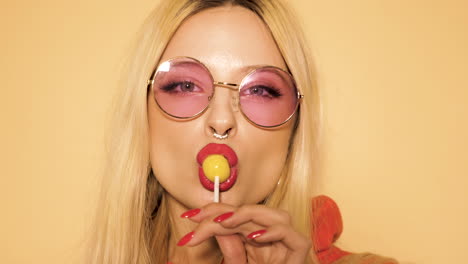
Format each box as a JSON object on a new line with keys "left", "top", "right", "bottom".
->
{"left": 85, "top": 0, "right": 321, "bottom": 263}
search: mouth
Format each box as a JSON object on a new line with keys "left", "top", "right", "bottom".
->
{"left": 196, "top": 143, "right": 238, "bottom": 191}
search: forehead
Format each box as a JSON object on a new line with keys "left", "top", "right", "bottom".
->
{"left": 160, "top": 5, "right": 287, "bottom": 79}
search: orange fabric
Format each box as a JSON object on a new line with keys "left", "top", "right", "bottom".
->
{"left": 311, "top": 195, "right": 351, "bottom": 264}
{"left": 311, "top": 195, "right": 398, "bottom": 264}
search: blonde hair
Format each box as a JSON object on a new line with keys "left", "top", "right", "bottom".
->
{"left": 85, "top": 0, "right": 321, "bottom": 263}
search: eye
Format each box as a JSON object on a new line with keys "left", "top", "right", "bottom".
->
{"left": 181, "top": 81, "right": 195, "bottom": 92}
{"left": 160, "top": 81, "right": 202, "bottom": 94}
{"left": 250, "top": 87, "right": 262, "bottom": 95}
{"left": 241, "top": 85, "right": 282, "bottom": 98}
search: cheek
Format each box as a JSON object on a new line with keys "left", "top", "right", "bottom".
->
{"left": 238, "top": 126, "right": 293, "bottom": 201}
{"left": 147, "top": 99, "right": 202, "bottom": 191}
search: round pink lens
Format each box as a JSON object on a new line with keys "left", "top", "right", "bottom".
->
{"left": 239, "top": 67, "right": 298, "bottom": 127}
{"left": 152, "top": 58, "right": 213, "bottom": 118}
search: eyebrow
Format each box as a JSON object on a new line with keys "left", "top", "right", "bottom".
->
{"left": 237, "top": 64, "right": 281, "bottom": 75}
{"left": 166, "top": 60, "right": 273, "bottom": 75}
{"left": 209, "top": 64, "right": 262, "bottom": 86}
{"left": 237, "top": 65, "right": 261, "bottom": 75}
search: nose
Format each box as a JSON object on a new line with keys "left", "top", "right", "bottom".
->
{"left": 204, "top": 87, "right": 237, "bottom": 140}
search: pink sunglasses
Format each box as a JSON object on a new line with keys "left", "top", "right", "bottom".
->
{"left": 147, "top": 56, "right": 303, "bottom": 128}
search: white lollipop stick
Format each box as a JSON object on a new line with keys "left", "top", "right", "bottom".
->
{"left": 214, "top": 176, "right": 219, "bottom": 203}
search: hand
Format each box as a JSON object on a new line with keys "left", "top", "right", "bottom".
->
{"left": 178, "top": 203, "right": 312, "bottom": 264}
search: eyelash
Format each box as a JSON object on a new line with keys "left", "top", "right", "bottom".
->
{"left": 242, "top": 85, "right": 283, "bottom": 98}
{"left": 159, "top": 81, "right": 283, "bottom": 98}
{"left": 160, "top": 80, "right": 197, "bottom": 93}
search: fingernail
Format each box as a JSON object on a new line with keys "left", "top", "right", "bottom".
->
{"left": 177, "top": 231, "right": 195, "bottom": 246}
{"left": 180, "top": 208, "right": 201, "bottom": 218}
{"left": 213, "top": 212, "right": 234, "bottom": 223}
{"left": 247, "top": 229, "right": 267, "bottom": 239}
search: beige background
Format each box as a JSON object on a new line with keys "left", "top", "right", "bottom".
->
{"left": 1, "top": 0, "right": 467, "bottom": 263}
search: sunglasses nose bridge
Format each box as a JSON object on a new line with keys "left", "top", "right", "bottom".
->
{"left": 211, "top": 81, "right": 240, "bottom": 112}
{"left": 213, "top": 81, "right": 238, "bottom": 89}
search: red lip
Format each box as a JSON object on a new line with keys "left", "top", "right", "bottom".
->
{"left": 196, "top": 143, "right": 238, "bottom": 191}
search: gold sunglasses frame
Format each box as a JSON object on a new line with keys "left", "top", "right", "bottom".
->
{"left": 147, "top": 56, "right": 304, "bottom": 128}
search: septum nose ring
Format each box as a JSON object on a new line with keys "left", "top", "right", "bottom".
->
{"left": 213, "top": 129, "right": 230, "bottom": 140}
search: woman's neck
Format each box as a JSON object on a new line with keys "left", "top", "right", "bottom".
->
{"left": 166, "top": 194, "right": 222, "bottom": 264}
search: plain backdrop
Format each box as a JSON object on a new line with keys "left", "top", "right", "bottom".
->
{"left": 1, "top": 0, "right": 467, "bottom": 263}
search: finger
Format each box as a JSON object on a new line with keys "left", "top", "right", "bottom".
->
{"left": 176, "top": 215, "right": 249, "bottom": 263}
{"left": 218, "top": 205, "right": 291, "bottom": 228}
{"left": 248, "top": 224, "right": 311, "bottom": 264}
{"left": 215, "top": 235, "right": 247, "bottom": 264}
{"left": 180, "top": 203, "right": 236, "bottom": 223}
{"left": 180, "top": 214, "right": 264, "bottom": 247}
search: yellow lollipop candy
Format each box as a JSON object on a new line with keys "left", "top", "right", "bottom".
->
{"left": 202, "top": 154, "right": 230, "bottom": 183}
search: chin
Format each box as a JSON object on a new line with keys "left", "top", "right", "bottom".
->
{"left": 172, "top": 177, "right": 269, "bottom": 209}
{"left": 217, "top": 187, "right": 263, "bottom": 206}
{"left": 179, "top": 186, "right": 221, "bottom": 208}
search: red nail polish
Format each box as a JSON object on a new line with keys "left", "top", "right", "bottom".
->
{"left": 213, "top": 212, "right": 234, "bottom": 223}
{"left": 180, "top": 208, "right": 201, "bottom": 218}
{"left": 247, "top": 229, "right": 266, "bottom": 239}
{"left": 177, "top": 231, "right": 195, "bottom": 246}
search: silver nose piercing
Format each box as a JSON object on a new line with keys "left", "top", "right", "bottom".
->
{"left": 213, "top": 131, "right": 229, "bottom": 140}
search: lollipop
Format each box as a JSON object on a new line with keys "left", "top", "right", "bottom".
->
{"left": 197, "top": 143, "right": 238, "bottom": 202}
{"left": 202, "top": 154, "right": 230, "bottom": 202}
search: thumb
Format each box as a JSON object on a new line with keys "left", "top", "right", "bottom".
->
{"left": 215, "top": 234, "right": 246, "bottom": 264}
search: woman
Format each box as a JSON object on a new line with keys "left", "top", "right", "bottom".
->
{"left": 86, "top": 0, "right": 320, "bottom": 263}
